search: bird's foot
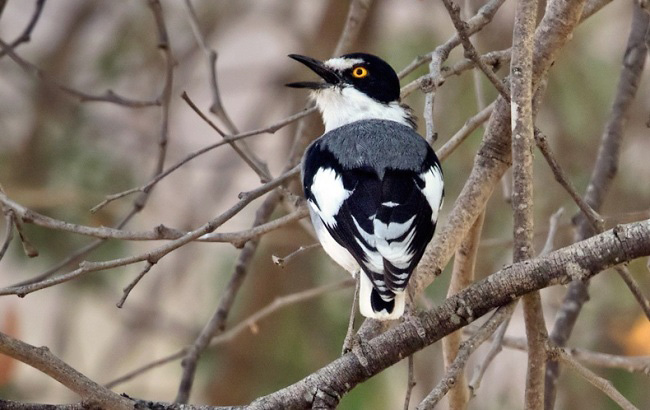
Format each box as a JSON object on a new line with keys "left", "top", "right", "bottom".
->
{"left": 342, "top": 328, "right": 360, "bottom": 355}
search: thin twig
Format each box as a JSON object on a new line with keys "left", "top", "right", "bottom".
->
{"left": 183, "top": 0, "right": 270, "bottom": 181}
{"left": 613, "top": 265, "right": 650, "bottom": 319}
{"left": 12, "top": 212, "right": 38, "bottom": 258}
{"left": 553, "top": 348, "right": 640, "bottom": 410}
{"left": 437, "top": 102, "right": 493, "bottom": 161}
{"left": 398, "top": 0, "right": 506, "bottom": 79}
{"left": 493, "top": 333, "right": 650, "bottom": 375}
{"left": 416, "top": 303, "right": 516, "bottom": 409}
{"left": 332, "top": 0, "right": 374, "bottom": 56}
{"left": 0, "top": 40, "right": 159, "bottom": 108}
{"left": 467, "top": 314, "right": 511, "bottom": 396}
{"left": 182, "top": 92, "right": 272, "bottom": 181}
{"left": 212, "top": 278, "right": 354, "bottom": 348}
{"left": 442, "top": 198, "right": 486, "bottom": 408}
{"left": 272, "top": 243, "right": 320, "bottom": 268}
{"left": 401, "top": 49, "right": 511, "bottom": 99}
{"left": 106, "top": 278, "right": 353, "bottom": 389}
{"left": 540, "top": 208, "right": 564, "bottom": 257}
{"left": 0, "top": 0, "right": 47, "bottom": 59}
{"left": 174, "top": 191, "right": 282, "bottom": 403}
{"left": 0, "top": 209, "right": 15, "bottom": 262}
{"left": 534, "top": 129, "right": 604, "bottom": 231}
{"left": 0, "top": 168, "right": 298, "bottom": 297}
{"left": 91, "top": 104, "right": 314, "bottom": 213}
{"left": 104, "top": 349, "right": 187, "bottom": 389}
{"left": 403, "top": 354, "right": 416, "bottom": 410}
{"left": 440, "top": 0, "right": 510, "bottom": 101}
{"left": 423, "top": 91, "right": 437, "bottom": 144}
{"left": 116, "top": 262, "right": 155, "bottom": 308}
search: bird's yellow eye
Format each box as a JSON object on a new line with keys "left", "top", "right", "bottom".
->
{"left": 352, "top": 66, "right": 368, "bottom": 78}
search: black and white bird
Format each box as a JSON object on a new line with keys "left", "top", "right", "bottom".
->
{"left": 287, "top": 53, "right": 444, "bottom": 320}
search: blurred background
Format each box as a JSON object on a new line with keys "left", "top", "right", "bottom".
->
{"left": 0, "top": 1, "right": 649, "bottom": 409}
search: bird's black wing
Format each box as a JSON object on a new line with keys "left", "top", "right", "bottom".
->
{"left": 303, "top": 139, "right": 443, "bottom": 301}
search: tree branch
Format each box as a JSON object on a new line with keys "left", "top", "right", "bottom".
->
{"left": 251, "top": 219, "right": 650, "bottom": 409}
{"left": 545, "top": 5, "right": 650, "bottom": 407}
{"left": 0, "top": 332, "right": 133, "bottom": 410}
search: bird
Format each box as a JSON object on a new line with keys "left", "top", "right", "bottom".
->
{"left": 287, "top": 53, "right": 444, "bottom": 321}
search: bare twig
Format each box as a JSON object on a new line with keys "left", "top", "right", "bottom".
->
{"left": 495, "top": 333, "right": 650, "bottom": 375}
{"left": 404, "top": 354, "right": 416, "bottom": 410}
{"left": 0, "top": 190, "right": 306, "bottom": 245}
{"left": 0, "top": 168, "right": 298, "bottom": 297}
{"left": 116, "top": 262, "right": 155, "bottom": 308}
{"left": 182, "top": 92, "right": 273, "bottom": 181}
{"left": 12, "top": 212, "right": 38, "bottom": 258}
{"left": 106, "top": 278, "right": 353, "bottom": 390}
{"left": 470, "top": 187, "right": 557, "bottom": 397}
{"left": 398, "top": 0, "right": 506, "bottom": 79}
{"left": 553, "top": 348, "right": 640, "bottom": 410}
{"left": 212, "top": 278, "right": 354, "bottom": 347}
{"left": 272, "top": 243, "right": 320, "bottom": 268}
{"left": 91, "top": 104, "right": 314, "bottom": 213}
{"left": 437, "top": 102, "right": 494, "bottom": 161}
{"left": 175, "top": 191, "right": 282, "bottom": 403}
{"left": 467, "top": 314, "right": 511, "bottom": 396}
{"left": 183, "top": 0, "right": 270, "bottom": 181}
{"left": 416, "top": 303, "right": 516, "bottom": 409}
{"left": 332, "top": 0, "right": 374, "bottom": 56}
{"left": 440, "top": 0, "right": 510, "bottom": 101}
{"left": 104, "top": 349, "right": 186, "bottom": 389}
{"left": 613, "top": 265, "right": 650, "bottom": 319}
{"left": 400, "top": 49, "right": 511, "bottom": 99}
{"left": 0, "top": 40, "right": 159, "bottom": 108}
{"left": 416, "top": 0, "right": 505, "bottom": 148}
{"left": 423, "top": 91, "right": 437, "bottom": 145}
{"left": 0, "top": 209, "right": 15, "bottom": 262}
{"left": 540, "top": 208, "right": 564, "bottom": 257}
{"left": 534, "top": 129, "right": 604, "bottom": 231}
{"left": 0, "top": 0, "right": 47, "bottom": 59}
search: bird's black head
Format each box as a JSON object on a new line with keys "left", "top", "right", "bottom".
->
{"left": 287, "top": 52, "right": 401, "bottom": 104}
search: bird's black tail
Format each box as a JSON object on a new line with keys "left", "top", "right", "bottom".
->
{"left": 359, "top": 272, "right": 406, "bottom": 320}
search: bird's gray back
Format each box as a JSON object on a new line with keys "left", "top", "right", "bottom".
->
{"left": 319, "top": 119, "right": 428, "bottom": 175}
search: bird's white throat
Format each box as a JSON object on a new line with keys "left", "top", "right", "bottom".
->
{"left": 312, "top": 86, "right": 412, "bottom": 132}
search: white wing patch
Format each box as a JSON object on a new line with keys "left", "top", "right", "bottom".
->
{"left": 373, "top": 215, "right": 417, "bottom": 270}
{"left": 420, "top": 166, "right": 444, "bottom": 222}
{"left": 308, "top": 204, "right": 359, "bottom": 275}
{"left": 310, "top": 167, "right": 352, "bottom": 227}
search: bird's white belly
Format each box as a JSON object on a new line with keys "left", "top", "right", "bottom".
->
{"left": 308, "top": 206, "right": 359, "bottom": 275}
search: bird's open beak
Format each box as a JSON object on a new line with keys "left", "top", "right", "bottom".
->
{"left": 286, "top": 54, "right": 340, "bottom": 89}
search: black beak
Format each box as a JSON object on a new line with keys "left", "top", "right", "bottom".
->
{"left": 286, "top": 54, "right": 340, "bottom": 89}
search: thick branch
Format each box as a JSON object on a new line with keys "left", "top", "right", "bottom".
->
{"left": 0, "top": 332, "right": 133, "bottom": 410}
{"left": 510, "top": 0, "right": 547, "bottom": 408}
{"left": 251, "top": 219, "right": 650, "bottom": 409}
{"left": 415, "top": 0, "right": 588, "bottom": 295}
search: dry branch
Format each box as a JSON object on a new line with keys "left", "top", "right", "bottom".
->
{"left": 545, "top": 6, "right": 650, "bottom": 406}
{"left": 0, "top": 332, "right": 133, "bottom": 410}
{"left": 251, "top": 219, "right": 650, "bottom": 409}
